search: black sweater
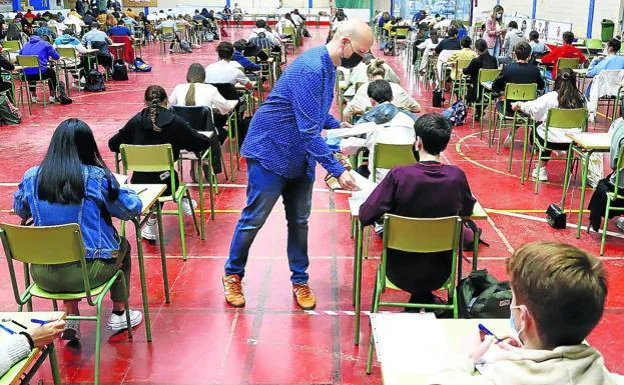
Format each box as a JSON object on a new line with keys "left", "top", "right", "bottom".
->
{"left": 492, "top": 62, "right": 545, "bottom": 94}
{"left": 434, "top": 37, "right": 460, "bottom": 54}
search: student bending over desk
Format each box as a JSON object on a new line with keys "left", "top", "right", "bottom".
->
{"left": 0, "top": 320, "right": 65, "bottom": 377}
{"left": 359, "top": 113, "right": 476, "bottom": 308}
{"left": 108, "top": 85, "right": 212, "bottom": 241}
{"left": 426, "top": 242, "right": 623, "bottom": 385}
{"left": 13, "top": 119, "right": 144, "bottom": 341}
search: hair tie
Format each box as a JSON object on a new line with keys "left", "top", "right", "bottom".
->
{"left": 562, "top": 71, "right": 570, "bottom": 80}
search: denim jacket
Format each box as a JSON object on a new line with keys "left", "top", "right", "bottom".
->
{"left": 13, "top": 165, "right": 143, "bottom": 260}
{"left": 356, "top": 102, "right": 418, "bottom": 125}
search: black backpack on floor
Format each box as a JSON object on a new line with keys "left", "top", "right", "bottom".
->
{"left": 85, "top": 69, "right": 106, "bottom": 92}
{"left": 57, "top": 80, "right": 72, "bottom": 104}
{"left": 112, "top": 59, "right": 129, "bottom": 81}
{"left": 457, "top": 269, "right": 511, "bottom": 319}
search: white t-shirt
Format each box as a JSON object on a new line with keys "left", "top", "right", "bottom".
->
{"left": 204, "top": 60, "right": 250, "bottom": 86}
{"left": 168, "top": 83, "right": 232, "bottom": 115}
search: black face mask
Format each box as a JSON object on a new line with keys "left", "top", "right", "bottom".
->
{"left": 340, "top": 44, "right": 364, "bottom": 68}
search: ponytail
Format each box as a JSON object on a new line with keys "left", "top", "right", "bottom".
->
{"left": 185, "top": 82, "right": 196, "bottom": 106}
{"left": 144, "top": 85, "right": 167, "bottom": 132}
{"left": 366, "top": 59, "right": 387, "bottom": 79}
{"left": 555, "top": 69, "right": 585, "bottom": 110}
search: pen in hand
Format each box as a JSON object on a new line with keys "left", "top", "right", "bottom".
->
{"left": 478, "top": 323, "right": 503, "bottom": 343}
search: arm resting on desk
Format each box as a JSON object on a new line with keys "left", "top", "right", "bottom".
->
{"left": 0, "top": 334, "right": 31, "bottom": 377}
{"left": 425, "top": 355, "right": 491, "bottom": 385}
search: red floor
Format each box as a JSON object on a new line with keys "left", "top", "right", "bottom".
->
{"left": 0, "top": 26, "right": 623, "bottom": 384}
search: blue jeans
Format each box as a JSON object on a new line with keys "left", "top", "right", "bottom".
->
{"left": 225, "top": 158, "right": 314, "bottom": 284}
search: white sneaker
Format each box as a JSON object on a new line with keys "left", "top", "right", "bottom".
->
{"left": 141, "top": 217, "right": 157, "bottom": 241}
{"left": 180, "top": 198, "right": 197, "bottom": 217}
{"left": 49, "top": 96, "right": 56, "bottom": 103}
{"left": 106, "top": 309, "right": 143, "bottom": 331}
{"left": 503, "top": 134, "right": 512, "bottom": 148}
{"left": 531, "top": 167, "right": 548, "bottom": 181}
{"left": 30, "top": 96, "right": 38, "bottom": 103}
{"left": 61, "top": 319, "right": 81, "bottom": 341}
{"left": 616, "top": 217, "right": 624, "bottom": 232}
{"left": 374, "top": 222, "right": 384, "bottom": 235}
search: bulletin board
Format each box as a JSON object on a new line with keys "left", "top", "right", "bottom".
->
{"left": 124, "top": 0, "right": 157, "bottom": 7}
{"left": 546, "top": 21, "right": 573, "bottom": 43}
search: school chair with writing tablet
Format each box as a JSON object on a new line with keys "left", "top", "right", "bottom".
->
{"left": 365, "top": 215, "right": 462, "bottom": 374}
{"left": 16, "top": 55, "right": 50, "bottom": 114}
{"left": 449, "top": 58, "right": 472, "bottom": 104}
{"left": 0, "top": 223, "right": 134, "bottom": 385}
{"left": 119, "top": 144, "right": 200, "bottom": 260}
{"left": 474, "top": 68, "right": 500, "bottom": 135}
{"left": 529, "top": 107, "right": 587, "bottom": 193}
{"left": 159, "top": 26, "right": 178, "bottom": 54}
{"left": 372, "top": 142, "right": 417, "bottom": 183}
{"left": 600, "top": 143, "right": 624, "bottom": 255}
{"left": 56, "top": 47, "right": 84, "bottom": 97}
{"left": 492, "top": 83, "right": 537, "bottom": 155}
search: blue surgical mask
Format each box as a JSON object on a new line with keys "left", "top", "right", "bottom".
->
{"left": 509, "top": 305, "right": 525, "bottom": 343}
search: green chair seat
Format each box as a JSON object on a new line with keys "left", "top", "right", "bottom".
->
{"left": 30, "top": 282, "right": 107, "bottom": 301}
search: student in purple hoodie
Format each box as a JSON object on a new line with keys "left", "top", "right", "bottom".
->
{"left": 359, "top": 113, "right": 476, "bottom": 308}
{"left": 19, "top": 34, "right": 60, "bottom": 103}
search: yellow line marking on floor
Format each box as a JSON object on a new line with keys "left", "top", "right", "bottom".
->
{"left": 0, "top": 208, "right": 579, "bottom": 214}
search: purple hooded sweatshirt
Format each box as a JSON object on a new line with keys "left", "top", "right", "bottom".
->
{"left": 19, "top": 35, "right": 60, "bottom": 76}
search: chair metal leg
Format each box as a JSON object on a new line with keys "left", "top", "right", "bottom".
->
{"left": 47, "top": 342, "right": 62, "bottom": 385}
{"left": 156, "top": 203, "right": 170, "bottom": 302}
{"left": 534, "top": 150, "right": 543, "bottom": 194}
{"left": 187, "top": 189, "right": 200, "bottom": 236}
{"left": 601, "top": 199, "right": 612, "bottom": 255}
{"left": 178, "top": 197, "right": 188, "bottom": 261}
{"left": 118, "top": 274, "right": 133, "bottom": 339}
{"left": 94, "top": 300, "right": 103, "bottom": 385}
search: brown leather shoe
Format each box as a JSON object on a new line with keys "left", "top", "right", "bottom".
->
{"left": 293, "top": 283, "right": 316, "bottom": 310}
{"left": 223, "top": 274, "right": 245, "bottom": 308}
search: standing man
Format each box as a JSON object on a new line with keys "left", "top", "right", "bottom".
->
{"left": 223, "top": 19, "right": 374, "bottom": 310}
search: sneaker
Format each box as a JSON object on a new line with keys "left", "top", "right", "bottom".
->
{"left": 61, "top": 319, "right": 81, "bottom": 341}
{"left": 223, "top": 274, "right": 245, "bottom": 307}
{"left": 374, "top": 222, "right": 384, "bottom": 235}
{"left": 49, "top": 96, "right": 56, "bottom": 103}
{"left": 141, "top": 217, "right": 157, "bottom": 241}
{"left": 531, "top": 167, "right": 548, "bottom": 181}
{"left": 180, "top": 197, "right": 197, "bottom": 217}
{"left": 503, "top": 134, "right": 512, "bottom": 148}
{"left": 169, "top": 49, "right": 174, "bottom": 53}
{"left": 106, "top": 309, "right": 143, "bottom": 331}
{"left": 616, "top": 217, "right": 624, "bottom": 232}
{"left": 293, "top": 283, "right": 316, "bottom": 310}
{"left": 30, "top": 96, "right": 38, "bottom": 103}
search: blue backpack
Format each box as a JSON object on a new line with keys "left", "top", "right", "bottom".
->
{"left": 442, "top": 100, "right": 468, "bottom": 126}
{"left": 134, "top": 57, "right": 152, "bottom": 72}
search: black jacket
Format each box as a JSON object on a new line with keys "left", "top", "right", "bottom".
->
{"left": 463, "top": 52, "right": 498, "bottom": 103}
{"left": 434, "top": 37, "right": 460, "bottom": 54}
{"left": 492, "top": 62, "right": 545, "bottom": 94}
{"left": 108, "top": 107, "right": 211, "bottom": 160}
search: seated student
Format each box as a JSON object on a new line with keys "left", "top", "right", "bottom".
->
{"left": 463, "top": 38, "right": 498, "bottom": 121}
{"left": 0, "top": 47, "right": 15, "bottom": 102}
{"left": 0, "top": 320, "right": 65, "bottom": 377}
{"left": 108, "top": 85, "right": 212, "bottom": 240}
{"left": 19, "top": 34, "right": 60, "bottom": 104}
{"left": 249, "top": 19, "right": 281, "bottom": 52}
{"left": 528, "top": 30, "right": 546, "bottom": 56}
{"left": 54, "top": 30, "right": 88, "bottom": 88}
{"left": 63, "top": 11, "right": 85, "bottom": 35}
{"left": 426, "top": 241, "right": 622, "bottom": 385}
{"left": 82, "top": 10, "right": 94, "bottom": 25}
{"left": 492, "top": 42, "right": 545, "bottom": 115}
{"left": 34, "top": 21, "right": 56, "bottom": 39}
{"left": 276, "top": 13, "right": 296, "bottom": 37}
{"left": 108, "top": 18, "right": 134, "bottom": 38}
{"left": 341, "top": 80, "right": 418, "bottom": 182}
{"left": 82, "top": 22, "right": 113, "bottom": 74}
{"left": 169, "top": 63, "right": 232, "bottom": 114}
{"left": 589, "top": 113, "right": 624, "bottom": 232}
{"left": 541, "top": 31, "right": 587, "bottom": 80}
{"left": 587, "top": 37, "right": 624, "bottom": 78}
{"left": 232, "top": 40, "right": 261, "bottom": 72}
{"left": 446, "top": 36, "right": 477, "bottom": 80}
{"left": 155, "top": 15, "right": 179, "bottom": 53}
{"left": 417, "top": 29, "right": 439, "bottom": 73}
{"left": 499, "top": 21, "right": 526, "bottom": 63}
{"left": 359, "top": 113, "right": 476, "bottom": 306}
{"left": 348, "top": 54, "right": 400, "bottom": 87}
{"left": 205, "top": 42, "right": 253, "bottom": 91}
{"left": 511, "top": 69, "right": 585, "bottom": 181}
{"left": 14, "top": 119, "right": 144, "bottom": 340}
{"left": 434, "top": 26, "right": 461, "bottom": 55}
{"left": 344, "top": 59, "right": 420, "bottom": 122}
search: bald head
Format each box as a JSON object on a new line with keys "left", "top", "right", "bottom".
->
{"left": 333, "top": 19, "right": 374, "bottom": 47}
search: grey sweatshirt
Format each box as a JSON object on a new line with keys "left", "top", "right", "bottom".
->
{"left": 0, "top": 334, "right": 31, "bottom": 377}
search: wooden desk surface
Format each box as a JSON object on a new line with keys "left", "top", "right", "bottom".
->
{"left": 371, "top": 314, "right": 509, "bottom": 385}
{"left": 567, "top": 132, "right": 611, "bottom": 150}
{"left": 125, "top": 184, "right": 166, "bottom": 214}
{"left": 0, "top": 311, "right": 65, "bottom": 385}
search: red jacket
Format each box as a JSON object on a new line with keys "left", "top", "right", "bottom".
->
{"left": 541, "top": 44, "right": 587, "bottom": 78}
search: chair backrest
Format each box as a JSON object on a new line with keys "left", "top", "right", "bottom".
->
{"left": 477, "top": 68, "right": 500, "bottom": 83}
{"left": 161, "top": 26, "right": 175, "bottom": 35}
{"left": 544, "top": 107, "right": 587, "bottom": 130}
{"left": 504, "top": 83, "right": 537, "bottom": 102}
{"left": 57, "top": 46, "right": 78, "bottom": 59}
{"left": 1, "top": 223, "right": 84, "bottom": 265}
{"left": 373, "top": 143, "right": 417, "bottom": 181}
{"left": 16, "top": 55, "right": 40, "bottom": 70}
{"left": 456, "top": 58, "right": 472, "bottom": 71}
{"left": 585, "top": 38, "right": 603, "bottom": 50}
{"left": 2, "top": 40, "right": 21, "bottom": 51}
{"left": 557, "top": 57, "right": 580, "bottom": 70}
{"left": 208, "top": 82, "right": 239, "bottom": 101}
{"left": 394, "top": 27, "right": 409, "bottom": 38}
{"left": 120, "top": 143, "right": 175, "bottom": 173}
{"left": 171, "top": 105, "right": 216, "bottom": 133}
{"left": 282, "top": 26, "right": 295, "bottom": 36}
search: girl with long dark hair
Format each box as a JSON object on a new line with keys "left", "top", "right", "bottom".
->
{"left": 13, "top": 118, "right": 144, "bottom": 341}
{"left": 512, "top": 68, "right": 586, "bottom": 181}
{"left": 108, "top": 85, "right": 212, "bottom": 240}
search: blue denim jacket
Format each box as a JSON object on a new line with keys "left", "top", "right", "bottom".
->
{"left": 13, "top": 165, "right": 143, "bottom": 260}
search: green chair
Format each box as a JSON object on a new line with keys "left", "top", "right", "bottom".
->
{"left": 558, "top": 57, "right": 580, "bottom": 71}
{"left": 159, "top": 26, "right": 177, "bottom": 54}
{"left": 391, "top": 27, "right": 409, "bottom": 55}
{"left": 585, "top": 38, "right": 604, "bottom": 51}
{"left": 449, "top": 58, "right": 472, "bottom": 104}
{"left": 282, "top": 26, "right": 298, "bottom": 50}
{"left": 473, "top": 68, "right": 500, "bottom": 135}
{"left": 372, "top": 143, "right": 417, "bottom": 183}
{"left": 365, "top": 215, "right": 462, "bottom": 374}
{"left": 2, "top": 40, "right": 21, "bottom": 51}
{"left": 600, "top": 143, "right": 624, "bottom": 255}
{"left": 56, "top": 47, "right": 83, "bottom": 97}
{"left": 16, "top": 55, "right": 50, "bottom": 114}
{"left": 530, "top": 108, "right": 587, "bottom": 193}
{"left": 0, "top": 223, "right": 133, "bottom": 385}
{"left": 492, "top": 83, "right": 537, "bottom": 156}
{"left": 119, "top": 144, "right": 200, "bottom": 260}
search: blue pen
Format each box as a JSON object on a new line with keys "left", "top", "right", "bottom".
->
{"left": 0, "top": 324, "right": 15, "bottom": 335}
{"left": 478, "top": 323, "right": 502, "bottom": 342}
{"left": 30, "top": 318, "right": 49, "bottom": 325}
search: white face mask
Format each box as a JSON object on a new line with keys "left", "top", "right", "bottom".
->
{"left": 496, "top": 13, "right": 503, "bottom": 19}
{"left": 509, "top": 305, "right": 527, "bottom": 343}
